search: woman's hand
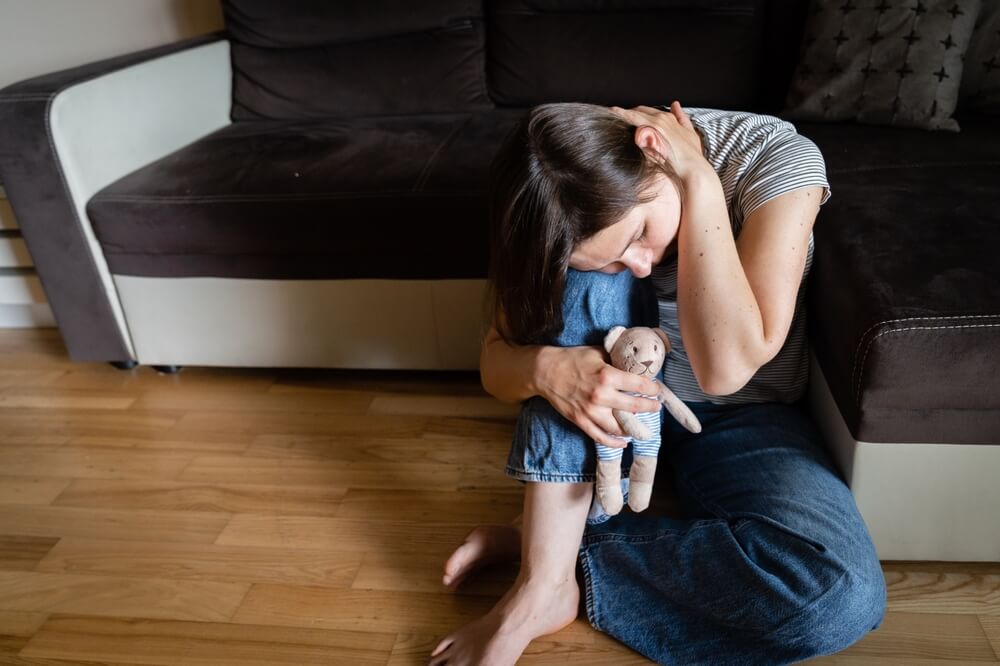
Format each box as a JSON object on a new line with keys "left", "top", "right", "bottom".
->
{"left": 609, "top": 101, "right": 709, "bottom": 181}
{"left": 535, "top": 345, "right": 663, "bottom": 449}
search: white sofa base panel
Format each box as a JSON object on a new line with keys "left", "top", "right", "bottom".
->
{"left": 113, "top": 275, "right": 490, "bottom": 370}
{"left": 808, "top": 351, "right": 1000, "bottom": 562}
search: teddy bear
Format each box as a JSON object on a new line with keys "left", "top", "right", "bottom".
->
{"left": 595, "top": 325, "right": 703, "bottom": 516}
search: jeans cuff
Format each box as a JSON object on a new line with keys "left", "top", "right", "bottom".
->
{"left": 504, "top": 465, "right": 597, "bottom": 483}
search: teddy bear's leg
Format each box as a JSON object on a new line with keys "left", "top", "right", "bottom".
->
{"left": 628, "top": 455, "right": 657, "bottom": 512}
{"left": 594, "top": 443, "right": 625, "bottom": 516}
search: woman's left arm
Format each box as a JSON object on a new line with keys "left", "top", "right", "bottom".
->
{"left": 608, "top": 102, "right": 827, "bottom": 396}
{"left": 677, "top": 173, "right": 823, "bottom": 396}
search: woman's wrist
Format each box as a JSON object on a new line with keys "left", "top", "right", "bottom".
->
{"left": 530, "top": 344, "right": 558, "bottom": 401}
{"left": 679, "top": 160, "right": 718, "bottom": 191}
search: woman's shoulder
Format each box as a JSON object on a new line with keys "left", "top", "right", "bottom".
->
{"left": 682, "top": 107, "right": 801, "bottom": 173}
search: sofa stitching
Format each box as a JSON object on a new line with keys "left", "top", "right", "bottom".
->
{"left": 850, "top": 315, "right": 1000, "bottom": 405}
{"left": 853, "top": 323, "right": 1000, "bottom": 407}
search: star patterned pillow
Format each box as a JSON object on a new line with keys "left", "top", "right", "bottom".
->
{"left": 959, "top": 0, "right": 1000, "bottom": 113}
{"left": 781, "top": 0, "right": 983, "bottom": 131}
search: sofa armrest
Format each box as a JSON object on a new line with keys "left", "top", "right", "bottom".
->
{"left": 0, "top": 33, "right": 232, "bottom": 362}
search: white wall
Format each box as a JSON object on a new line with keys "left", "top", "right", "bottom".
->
{"left": 0, "top": 0, "right": 224, "bottom": 327}
{"left": 0, "top": 0, "right": 224, "bottom": 89}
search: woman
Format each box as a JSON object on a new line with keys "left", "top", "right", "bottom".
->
{"left": 429, "top": 102, "right": 887, "bottom": 665}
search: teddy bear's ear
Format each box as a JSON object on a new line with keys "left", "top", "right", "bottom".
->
{"left": 652, "top": 326, "right": 671, "bottom": 353}
{"left": 604, "top": 326, "right": 627, "bottom": 354}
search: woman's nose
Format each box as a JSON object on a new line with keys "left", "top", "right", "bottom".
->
{"left": 624, "top": 248, "right": 652, "bottom": 278}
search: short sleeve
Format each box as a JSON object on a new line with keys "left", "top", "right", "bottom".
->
{"left": 734, "top": 130, "right": 832, "bottom": 222}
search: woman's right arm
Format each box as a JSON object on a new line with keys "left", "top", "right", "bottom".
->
{"left": 480, "top": 320, "right": 663, "bottom": 448}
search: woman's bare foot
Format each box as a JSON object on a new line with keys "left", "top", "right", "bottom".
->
{"left": 428, "top": 572, "right": 580, "bottom": 665}
{"left": 442, "top": 523, "right": 522, "bottom": 590}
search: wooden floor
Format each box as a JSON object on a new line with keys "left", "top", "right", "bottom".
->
{"left": 0, "top": 328, "right": 997, "bottom": 665}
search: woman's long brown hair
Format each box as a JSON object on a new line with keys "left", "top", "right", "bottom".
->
{"left": 484, "top": 102, "right": 685, "bottom": 347}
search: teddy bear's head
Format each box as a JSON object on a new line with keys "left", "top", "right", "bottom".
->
{"left": 604, "top": 326, "right": 672, "bottom": 378}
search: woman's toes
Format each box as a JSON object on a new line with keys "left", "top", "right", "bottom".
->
{"left": 442, "top": 541, "right": 475, "bottom": 586}
{"left": 429, "top": 635, "right": 454, "bottom": 660}
{"left": 442, "top": 526, "right": 492, "bottom": 585}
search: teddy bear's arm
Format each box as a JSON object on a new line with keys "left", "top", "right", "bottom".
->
{"left": 657, "top": 385, "right": 703, "bottom": 434}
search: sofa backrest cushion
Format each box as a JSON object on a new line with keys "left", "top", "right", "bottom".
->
{"left": 485, "top": 0, "right": 764, "bottom": 110}
{"left": 222, "top": 0, "right": 494, "bottom": 120}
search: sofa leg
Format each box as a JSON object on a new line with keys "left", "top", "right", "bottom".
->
{"left": 152, "top": 365, "right": 184, "bottom": 374}
{"left": 109, "top": 360, "right": 138, "bottom": 370}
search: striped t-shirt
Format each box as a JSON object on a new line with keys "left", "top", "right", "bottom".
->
{"left": 651, "top": 106, "right": 832, "bottom": 405}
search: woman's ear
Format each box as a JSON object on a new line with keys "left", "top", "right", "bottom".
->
{"left": 635, "top": 125, "right": 674, "bottom": 163}
{"left": 604, "top": 326, "right": 626, "bottom": 354}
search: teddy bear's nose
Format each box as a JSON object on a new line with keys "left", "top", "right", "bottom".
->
{"left": 642, "top": 360, "right": 653, "bottom": 368}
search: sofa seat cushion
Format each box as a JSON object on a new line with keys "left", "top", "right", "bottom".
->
{"left": 87, "top": 110, "right": 526, "bottom": 280}
{"left": 795, "top": 112, "right": 1000, "bottom": 445}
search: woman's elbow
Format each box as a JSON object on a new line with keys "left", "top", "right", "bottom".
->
{"left": 695, "top": 359, "right": 758, "bottom": 397}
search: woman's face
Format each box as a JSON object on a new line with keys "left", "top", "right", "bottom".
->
{"left": 568, "top": 173, "right": 682, "bottom": 278}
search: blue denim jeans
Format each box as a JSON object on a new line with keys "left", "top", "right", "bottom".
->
{"left": 505, "top": 268, "right": 887, "bottom": 665}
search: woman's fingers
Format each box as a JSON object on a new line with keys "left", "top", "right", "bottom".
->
{"left": 608, "top": 392, "right": 661, "bottom": 416}
{"left": 587, "top": 413, "right": 630, "bottom": 448}
{"left": 671, "top": 100, "right": 694, "bottom": 129}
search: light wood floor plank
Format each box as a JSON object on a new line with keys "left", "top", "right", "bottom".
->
{"left": 179, "top": 455, "right": 463, "bottom": 491}
{"left": 0, "top": 409, "right": 179, "bottom": 439}
{"left": 0, "top": 571, "right": 248, "bottom": 622}
{"left": 886, "top": 570, "right": 1000, "bottom": 616}
{"left": 0, "top": 536, "right": 60, "bottom": 571}
{"left": 0, "top": 477, "right": 72, "bottom": 505}
{"left": 173, "top": 411, "right": 428, "bottom": 438}
{"left": 979, "top": 615, "right": 1000, "bottom": 660}
{"left": 216, "top": 514, "right": 476, "bottom": 556}
{"left": 51, "top": 479, "right": 346, "bottom": 516}
{"left": 19, "top": 615, "right": 394, "bottom": 665}
{"left": 420, "top": 415, "right": 517, "bottom": 442}
{"left": 368, "top": 394, "right": 520, "bottom": 419}
{"left": 0, "top": 446, "right": 195, "bottom": 481}
{"left": 132, "top": 389, "right": 375, "bottom": 415}
{"left": 0, "top": 370, "right": 64, "bottom": 390}
{"left": 51, "top": 366, "right": 276, "bottom": 393}
{"left": 245, "top": 432, "right": 509, "bottom": 466}
{"left": 35, "top": 537, "right": 363, "bottom": 588}
{"left": 0, "top": 610, "right": 49, "bottom": 663}
{"left": 67, "top": 434, "right": 250, "bottom": 454}
{"left": 0, "top": 387, "right": 136, "bottom": 410}
{"left": 0, "top": 505, "right": 230, "bottom": 544}
{"left": 828, "top": 611, "right": 997, "bottom": 661}
{"left": 336, "top": 488, "right": 522, "bottom": 523}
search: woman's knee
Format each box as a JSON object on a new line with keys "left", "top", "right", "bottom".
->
{"left": 506, "top": 395, "right": 602, "bottom": 483}
{"left": 552, "top": 268, "right": 657, "bottom": 348}
{"left": 776, "top": 555, "right": 886, "bottom": 659}
{"left": 750, "top": 521, "right": 887, "bottom": 659}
